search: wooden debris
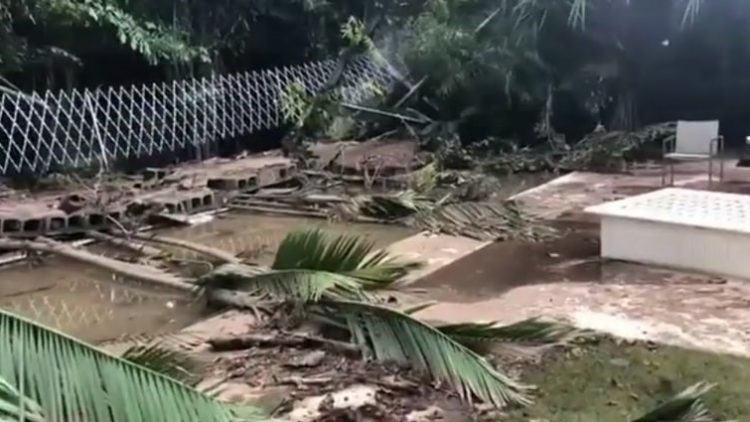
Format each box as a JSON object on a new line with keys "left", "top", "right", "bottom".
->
{"left": 0, "top": 237, "right": 193, "bottom": 291}
{"left": 208, "top": 332, "right": 361, "bottom": 357}
{"left": 113, "top": 232, "right": 242, "bottom": 264}
{"left": 87, "top": 230, "right": 164, "bottom": 256}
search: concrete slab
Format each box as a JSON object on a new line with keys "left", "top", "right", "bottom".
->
{"left": 511, "top": 169, "right": 710, "bottom": 220}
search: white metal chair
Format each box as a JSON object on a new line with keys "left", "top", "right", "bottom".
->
{"left": 662, "top": 120, "right": 724, "bottom": 186}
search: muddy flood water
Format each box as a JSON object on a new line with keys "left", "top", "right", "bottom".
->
{"left": 412, "top": 221, "right": 602, "bottom": 302}
{"left": 0, "top": 214, "right": 415, "bottom": 343}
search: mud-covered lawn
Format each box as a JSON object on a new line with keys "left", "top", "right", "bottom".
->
{"left": 508, "top": 337, "right": 750, "bottom": 421}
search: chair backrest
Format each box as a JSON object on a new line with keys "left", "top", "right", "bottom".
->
{"left": 675, "top": 120, "right": 720, "bottom": 155}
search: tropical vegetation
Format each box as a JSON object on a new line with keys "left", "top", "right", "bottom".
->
{"left": 3, "top": 0, "right": 750, "bottom": 153}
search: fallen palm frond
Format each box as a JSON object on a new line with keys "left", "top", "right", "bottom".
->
{"left": 408, "top": 162, "right": 438, "bottom": 194}
{"left": 272, "top": 228, "right": 422, "bottom": 287}
{"left": 409, "top": 200, "right": 557, "bottom": 242}
{"left": 485, "top": 122, "right": 677, "bottom": 174}
{"left": 121, "top": 344, "right": 204, "bottom": 385}
{"left": 0, "top": 307, "right": 264, "bottom": 421}
{"left": 315, "top": 300, "right": 531, "bottom": 408}
{"left": 436, "top": 318, "right": 577, "bottom": 352}
{"left": 558, "top": 121, "right": 676, "bottom": 171}
{"left": 200, "top": 263, "right": 369, "bottom": 302}
{"left": 631, "top": 382, "right": 719, "bottom": 422}
{"left": 0, "top": 376, "right": 45, "bottom": 421}
{"left": 336, "top": 190, "right": 436, "bottom": 221}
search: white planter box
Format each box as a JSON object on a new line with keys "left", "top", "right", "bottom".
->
{"left": 585, "top": 188, "right": 750, "bottom": 280}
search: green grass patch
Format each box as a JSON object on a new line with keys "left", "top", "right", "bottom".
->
{"left": 507, "top": 338, "right": 750, "bottom": 421}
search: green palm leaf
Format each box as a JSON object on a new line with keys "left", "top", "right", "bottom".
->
{"left": 315, "top": 300, "right": 531, "bottom": 408}
{"left": 632, "top": 382, "right": 718, "bottom": 422}
{"left": 201, "top": 263, "right": 369, "bottom": 301}
{"left": 0, "top": 307, "right": 264, "bottom": 422}
{"left": 272, "top": 228, "right": 422, "bottom": 286}
{"left": 121, "top": 344, "right": 203, "bottom": 385}
{"left": 0, "top": 376, "right": 44, "bottom": 422}
{"left": 436, "top": 318, "right": 576, "bottom": 351}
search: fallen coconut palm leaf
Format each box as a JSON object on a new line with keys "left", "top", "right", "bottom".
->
{"left": 0, "top": 376, "right": 45, "bottom": 422}
{"left": 340, "top": 190, "right": 435, "bottom": 221}
{"left": 122, "top": 344, "right": 204, "bottom": 385}
{"left": 314, "top": 300, "right": 531, "bottom": 408}
{"left": 409, "top": 201, "right": 557, "bottom": 242}
{"left": 435, "top": 318, "right": 577, "bottom": 352}
{"left": 0, "top": 307, "right": 265, "bottom": 421}
{"left": 272, "top": 228, "right": 422, "bottom": 287}
{"left": 200, "top": 264, "right": 369, "bottom": 302}
{"left": 408, "top": 162, "right": 438, "bottom": 194}
{"left": 631, "top": 382, "right": 720, "bottom": 422}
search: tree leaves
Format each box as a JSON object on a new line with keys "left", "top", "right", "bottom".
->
{"left": 272, "top": 228, "right": 422, "bottom": 287}
{"left": 316, "top": 300, "right": 532, "bottom": 408}
{"left": 631, "top": 382, "right": 718, "bottom": 422}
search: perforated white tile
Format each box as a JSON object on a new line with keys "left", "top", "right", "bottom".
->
{"left": 585, "top": 188, "right": 750, "bottom": 234}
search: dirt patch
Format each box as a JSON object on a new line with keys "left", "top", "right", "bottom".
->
{"left": 412, "top": 221, "right": 600, "bottom": 302}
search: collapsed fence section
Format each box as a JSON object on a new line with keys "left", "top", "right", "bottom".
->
{"left": 0, "top": 56, "right": 396, "bottom": 176}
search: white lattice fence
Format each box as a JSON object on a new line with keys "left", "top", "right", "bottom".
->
{"left": 0, "top": 56, "right": 395, "bottom": 175}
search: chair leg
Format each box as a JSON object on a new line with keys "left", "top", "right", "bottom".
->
{"left": 670, "top": 162, "right": 675, "bottom": 186}
{"left": 709, "top": 158, "right": 714, "bottom": 187}
{"left": 661, "top": 160, "right": 666, "bottom": 186}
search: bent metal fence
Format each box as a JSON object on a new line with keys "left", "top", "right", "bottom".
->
{"left": 0, "top": 56, "right": 396, "bottom": 176}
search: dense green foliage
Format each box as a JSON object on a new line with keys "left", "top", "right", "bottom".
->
{"left": 3, "top": 0, "right": 750, "bottom": 148}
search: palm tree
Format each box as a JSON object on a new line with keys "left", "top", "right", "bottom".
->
{"left": 0, "top": 308, "right": 265, "bottom": 421}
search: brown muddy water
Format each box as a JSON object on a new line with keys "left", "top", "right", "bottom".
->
{"left": 161, "top": 213, "right": 416, "bottom": 265}
{"left": 412, "top": 221, "right": 603, "bottom": 302}
{"left": 0, "top": 172, "right": 555, "bottom": 344}
{"left": 0, "top": 214, "right": 416, "bottom": 343}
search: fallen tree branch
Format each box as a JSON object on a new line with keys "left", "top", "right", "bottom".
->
{"left": 208, "top": 332, "right": 361, "bottom": 357}
{"left": 274, "top": 376, "right": 332, "bottom": 387}
{"left": 0, "top": 237, "right": 194, "bottom": 292}
{"left": 230, "top": 204, "right": 329, "bottom": 219}
{"left": 87, "top": 230, "right": 165, "bottom": 256}
{"left": 112, "top": 232, "right": 241, "bottom": 264}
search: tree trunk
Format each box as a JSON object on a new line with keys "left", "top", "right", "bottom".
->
{"left": 0, "top": 238, "right": 194, "bottom": 292}
{"left": 111, "top": 232, "right": 241, "bottom": 264}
